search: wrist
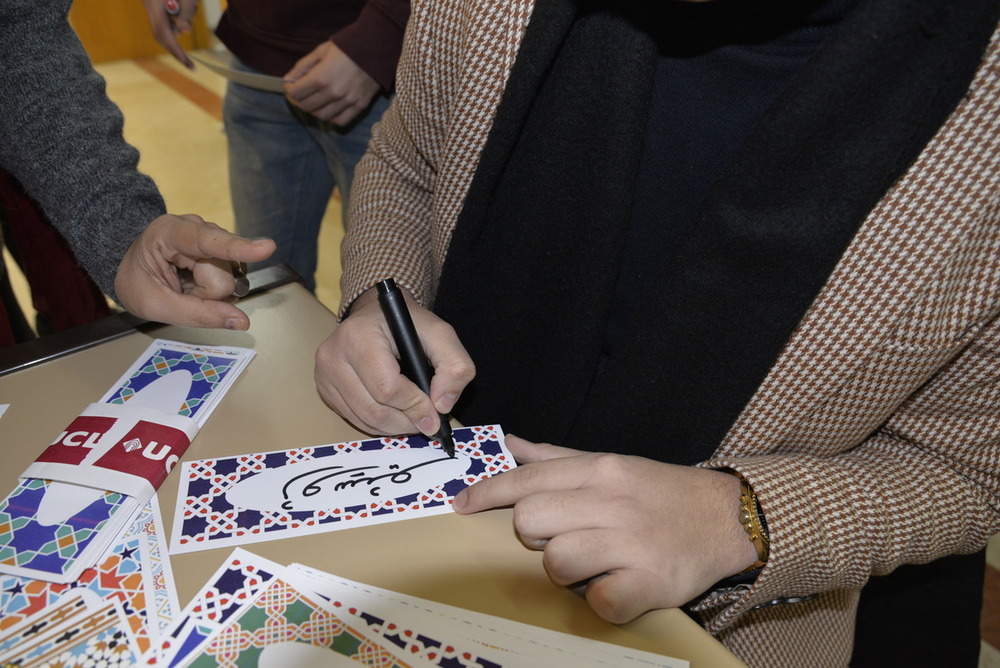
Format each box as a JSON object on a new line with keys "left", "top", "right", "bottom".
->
{"left": 707, "top": 470, "right": 762, "bottom": 581}
{"left": 343, "top": 285, "right": 380, "bottom": 319}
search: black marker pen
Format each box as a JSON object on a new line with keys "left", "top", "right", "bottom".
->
{"left": 376, "top": 278, "right": 456, "bottom": 457}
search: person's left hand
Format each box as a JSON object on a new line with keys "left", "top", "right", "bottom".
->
{"left": 114, "top": 213, "right": 276, "bottom": 330}
{"left": 283, "top": 40, "right": 380, "bottom": 126}
{"left": 453, "top": 435, "right": 760, "bottom": 623}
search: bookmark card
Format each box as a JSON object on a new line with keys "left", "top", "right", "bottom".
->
{"left": 0, "top": 339, "right": 253, "bottom": 584}
{"left": 0, "top": 526, "right": 145, "bottom": 633}
{"left": 170, "top": 425, "right": 513, "bottom": 554}
{"left": 156, "top": 548, "right": 282, "bottom": 667}
{"left": 0, "top": 598, "right": 140, "bottom": 667}
{"left": 99, "top": 340, "right": 255, "bottom": 427}
{"left": 291, "top": 568, "right": 503, "bottom": 668}
{"left": 290, "top": 566, "right": 690, "bottom": 668}
{"left": 0, "top": 481, "right": 138, "bottom": 584}
{"left": 131, "top": 497, "right": 180, "bottom": 645}
{"left": 0, "top": 593, "right": 95, "bottom": 655}
{"left": 179, "top": 575, "right": 417, "bottom": 668}
{"left": 164, "top": 548, "right": 687, "bottom": 668}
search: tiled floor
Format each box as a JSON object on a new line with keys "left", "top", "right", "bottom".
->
{"left": 5, "top": 50, "right": 1000, "bottom": 664}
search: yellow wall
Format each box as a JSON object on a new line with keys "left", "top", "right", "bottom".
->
{"left": 69, "top": 0, "right": 213, "bottom": 64}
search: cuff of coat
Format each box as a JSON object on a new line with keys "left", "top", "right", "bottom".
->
{"left": 690, "top": 456, "right": 831, "bottom": 633}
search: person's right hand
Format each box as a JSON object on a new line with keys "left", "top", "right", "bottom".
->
{"left": 114, "top": 213, "right": 275, "bottom": 330}
{"left": 283, "top": 40, "right": 381, "bottom": 126}
{"left": 140, "top": 0, "right": 200, "bottom": 69}
{"left": 314, "top": 287, "right": 476, "bottom": 437}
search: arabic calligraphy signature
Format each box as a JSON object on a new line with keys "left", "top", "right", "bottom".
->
{"left": 280, "top": 457, "right": 454, "bottom": 511}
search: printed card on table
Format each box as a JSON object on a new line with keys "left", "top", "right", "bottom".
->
{"left": 180, "top": 576, "right": 416, "bottom": 668}
{"left": 0, "top": 339, "right": 253, "bottom": 584}
{"left": 133, "top": 497, "right": 181, "bottom": 649}
{"left": 290, "top": 565, "right": 690, "bottom": 668}
{"left": 170, "top": 425, "right": 514, "bottom": 554}
{"left": 0, "top": 598, "right": 141, "bottom": 668}
{"left": 162, "top": 550, "right": 433, "bottom": 668}
{"left": 291, "top": 568, "right": 504, "bottom": 668}
{"left": 0, "top": 497, "right": 177, "bottom": 665}
{"left": 155, "top": 549, "right": 282, "bottom": 667}
{"left": 97, "top": 339, "right": 255, "bottom": 426}
{"left": 0, "top": 594, "right": 93, "bottom": 656}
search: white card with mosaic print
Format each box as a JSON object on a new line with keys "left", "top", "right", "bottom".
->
{"left": 169, "top": 425, "right": 514, "bottom": 554}
{"left": 0, "top": 593, "right": 95, "bottom": 656}
{"left": 131, "top": 496, "right": 180, "bottom": 650}
{"left": 290, "top": 567, "right": 509, "bottom": 668}
{"left": 290, "top": 564, "right": 690, "bottom": 668}
{"left": 0, "top": 597, "right": 140, "bottom": 667}
{"left": 177, "top": 573, "right": 419, "bottom": 668}
{"left": 155, "top": 548, "right": 283, "bottom": 667}
{"left": 98, "top": 339, "right": 255, "bottom": 427}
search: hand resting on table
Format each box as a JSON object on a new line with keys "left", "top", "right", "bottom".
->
{"left": 454, "top": 435, "right": 760, "bottom": 623}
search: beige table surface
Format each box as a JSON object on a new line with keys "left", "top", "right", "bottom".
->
{"left": 0, "top": 281, "right": 742, "bottom": 667}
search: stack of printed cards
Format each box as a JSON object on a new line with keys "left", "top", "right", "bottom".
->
{"left": 0, "top": 497, "right": 179, "bottom": 665}
{"left": 157, "top": 548, "right": 688, "bottom": 668}
{"left": 0, "top": 340, "right": 254, "bottom": 584}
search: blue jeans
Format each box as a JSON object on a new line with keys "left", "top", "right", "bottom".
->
{"left": 223, "top": 58, "right": 392, "bottom": 292}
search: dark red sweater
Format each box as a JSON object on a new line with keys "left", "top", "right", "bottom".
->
{"left": 215, "top": 0, "right": 410, "bottom": 91}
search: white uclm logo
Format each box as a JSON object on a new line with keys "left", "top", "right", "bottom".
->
{"left": 124, "top": 438, "right": 144, "bottom": 453}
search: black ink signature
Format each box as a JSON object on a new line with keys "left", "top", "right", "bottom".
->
{"left": 280, "top": 457, "right": 454, "bottom": 511}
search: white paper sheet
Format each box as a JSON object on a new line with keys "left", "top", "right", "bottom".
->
{"left": 190, "top": 51, "right": 288, "bottom": 92}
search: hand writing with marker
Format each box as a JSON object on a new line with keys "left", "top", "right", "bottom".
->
{"left": 315, "top": 286, "right": 475, "bottom": 439}
{"left": 315, "top": 290, "right": 760, "bottom": 622}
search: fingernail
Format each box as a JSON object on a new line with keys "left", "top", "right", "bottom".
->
{"left": 452, "top": 490, "right": 467, "bottom": 512}
{"left": 225, "top": 318, "right": 245, "bottom": 331}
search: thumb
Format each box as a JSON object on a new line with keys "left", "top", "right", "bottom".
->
{"left": 152, "top": 289, "right": 254, "bottom": 331}
{"left": 283, "top": 51, "right": 321, "bottom": 84}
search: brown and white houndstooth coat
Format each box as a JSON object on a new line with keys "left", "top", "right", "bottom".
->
{"left": 339, "top": 1, "right": 1000, "bottom": 664}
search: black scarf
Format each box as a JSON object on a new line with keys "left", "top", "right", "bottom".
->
{"left": 433, "top": 0, "right": 996, "bottom": 465}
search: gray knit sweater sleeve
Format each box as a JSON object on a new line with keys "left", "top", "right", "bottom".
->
{"left": 0, "top": 0, "right": 167, "bottom": 301}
